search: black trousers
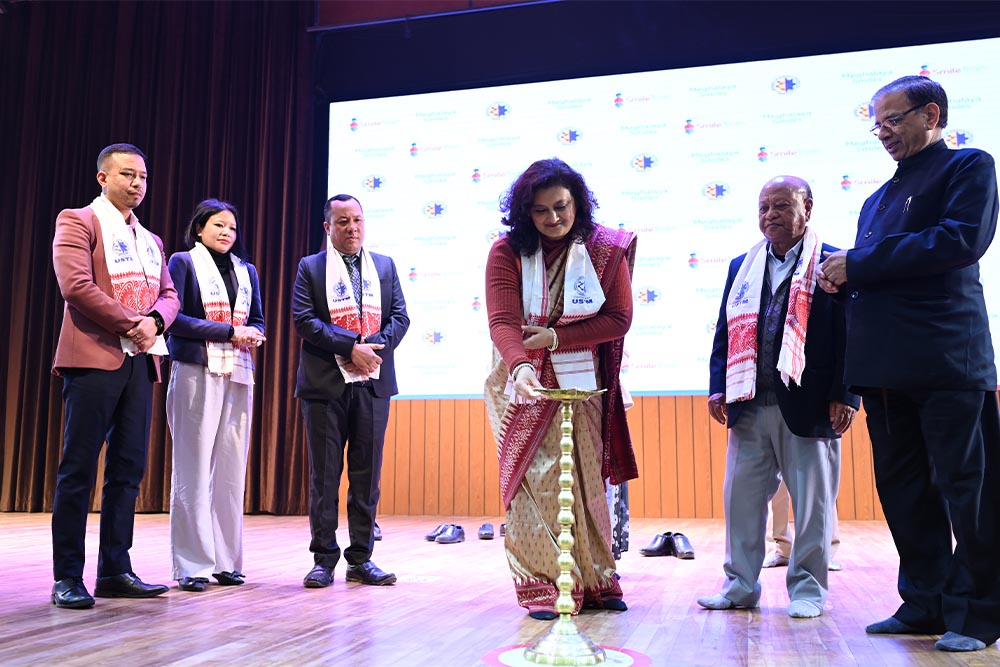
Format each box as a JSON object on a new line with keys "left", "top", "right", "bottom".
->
{"left": 301, "top": 383, "right": 390, "bottom": 568}
{"left": 52, "top": 355, "right": 154, "bottom": 581}
{"left": 862, "top": 388, "right": 1000, "bottom": 644}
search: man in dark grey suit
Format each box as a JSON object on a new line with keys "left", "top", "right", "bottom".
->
{"left": 292, "top": 194, "right": 409, "bottom": 588}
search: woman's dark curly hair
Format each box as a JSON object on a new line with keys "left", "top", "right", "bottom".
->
{"left": 184, "top": 198, "right": 250, "bottom": 261}
{"left": 499, "top": 158, "right": 598, "bottom": 255}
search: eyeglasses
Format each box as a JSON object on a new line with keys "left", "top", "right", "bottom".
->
{"left": 869, "top": 104, "right": 925, "bottom": 135}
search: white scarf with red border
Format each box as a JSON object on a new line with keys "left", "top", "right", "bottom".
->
{"left": 325, "top": 239, "right": 382, "bottom": 383}
{"left": 189, "top": 242, "right": 255, "bottom": 384}
{"left": 92, "top": 194, "right": 168, "bottom": 356}
{"left": 506, "top": 240, "right": 605, "bottom": 403}
{"left": 724, "top": 227, "right": 820, "bottom": 403}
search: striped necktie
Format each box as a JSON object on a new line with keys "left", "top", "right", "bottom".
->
{"left": 344, "top": 254, "right": 362, "bottom": 318}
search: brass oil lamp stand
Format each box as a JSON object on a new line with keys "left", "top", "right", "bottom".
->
{"left": 523, "top": 387, "right": 607, "bottom": 666}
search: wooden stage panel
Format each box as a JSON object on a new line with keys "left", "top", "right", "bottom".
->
{"left": 0, "top": 514, "right": 991, "bottom": 666}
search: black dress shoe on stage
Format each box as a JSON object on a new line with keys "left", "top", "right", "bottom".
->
{"left": 478, "top": 523, "right": 494, "bottom": 540}
{"left": 671, "top": 533, "right": 695, "bottom": 559}
{"left": 93, "top": 572, "right": 169, "bottom": 598}
{"left": 178, "top": 577, "right": 209, "bottom": 592}
{"left": 51, "top": 578, "right": 95, "bottom": 609}
{"left": 212, "top": 571, "right": 245, "bottom": 586}
{"left": 436, "top": 524, "right": 465, "bottom": 544}
{"left": 425, "top": 523, "right": 449, "bottom": 541}
{"left": 303, "top": 564, "right": 334, "bottom": 588}
{"left": 346, "top": 560, "right": 397, "bottom": 586}
{"left": 373, "top": 522, "right": 383, "bottom": 541}
{"left": 639, "top": 532, "right": 676, "bottom": 557}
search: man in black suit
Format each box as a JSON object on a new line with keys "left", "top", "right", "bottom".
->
{"left": 819, "top": 76, "right": 1000, "bottom": 652}
{"left": 292, "top": 194, "right": 409, "bottom": 588}
{"left": 699, "top": 175, "right": 859, "bottom": 619}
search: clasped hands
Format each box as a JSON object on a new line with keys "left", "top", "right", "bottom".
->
{"left": 125, "top": 316, "right": 159, "bottom": 353}
{"left": 344, "top": 340, "right": 385, "bottom": 376}
{"left": 231, "top": 325, "right": 266, "bottom": 348}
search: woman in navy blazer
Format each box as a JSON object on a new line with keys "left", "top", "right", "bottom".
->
{"left": 165, "top": 199, "right": 265, "bottom": 593}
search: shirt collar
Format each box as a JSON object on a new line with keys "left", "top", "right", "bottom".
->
{"left": 767, "top": 238, "right": 803, "bottom": 262}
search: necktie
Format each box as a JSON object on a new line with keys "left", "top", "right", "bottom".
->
{"left": 344, "top": 254, "right": 363, "bottom": 318}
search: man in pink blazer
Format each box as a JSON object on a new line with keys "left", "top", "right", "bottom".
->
{"left": 50, "top": 143, "right": 179, "bottom": 609}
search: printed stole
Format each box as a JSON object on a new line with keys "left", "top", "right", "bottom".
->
{"left": 324, "top": 240, "right": 382, "bottom": 382}
{"left": 189, "top": 242, "right": 255, "bottom": 384}
{"left": 725, "top": 227, "right": 820, "bottom": 402}
{"left": 91, "top": 194, "right": 168, "bottom": 356}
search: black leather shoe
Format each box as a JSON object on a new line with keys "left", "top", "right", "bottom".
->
{"left": 639, "top": 532, "right": 676, "bottom": 557}
{"left": 346, "top": 560, "right": 396, "bottom": 586}
{"left": 178, "top": 577, "right": 209, "bottom": 592}
{"left": 671, "top": 533, "right": 695, "bottom": 559}
{"left": 478, "top": 523, "right": 494, "bottom": 540}
{"left": 303, "top": 564, "right": 334, "bottom": 588}
{"left": 436, "top": 524, "right": 465, "bottom": 544}
{"left": 373, "top": 522, "right": 383, "bottom": 541}
{"left": 212, "top": 571, "right": 245, "bottom": 586}
{"left": 51, "top": 578, "right": 95, "bottom": 609}
{"left": 94, "top": 572, "right": 169, "bottom": 598}
{"left": 425, "top": 523, "right": 449, "bottom": 541}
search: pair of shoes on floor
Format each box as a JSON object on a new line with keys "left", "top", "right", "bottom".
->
{"left": 212, "top": 571, "right": 245, "bottom": 586}
{"left": 346, "top": 560, "right": 396, "bottom": 586}
{"left": 51, "top": 577, "right": 95, "bottom": 609}
{"left": 373, "top": 522, "right": 382, "bottom": 541}
{"left": 93, "top": 572, "right": 169, "bottom": 598}
{"left": 178, "top": 577, "right": 210, "bottom": 592}
{"left": 303, "top": 564, "right": 334, "bottom": 588}
{"left": 788, "top": 599, "right": 823, "bottom": 618}
{"left": 426, "top": 523, "right": 465, "bottom": 544}
{"left": 762, "top": 551, "right": 789, "bottom": 568}
{"left": 639, "top": 532, "right": 695, "bottom": 559}
{"left": 696, "top": 593, "right": 758, "bottom": 611}
{"left": 478, "top": 523, "right": 494, "bottom": 539}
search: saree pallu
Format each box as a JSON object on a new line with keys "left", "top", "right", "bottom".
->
{"left": 485, "top": 355, "right": 623, "bottom": 615}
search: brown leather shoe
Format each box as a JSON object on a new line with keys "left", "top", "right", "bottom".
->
{"left": 346, "top": 560, "right": 396, "bottom": 586}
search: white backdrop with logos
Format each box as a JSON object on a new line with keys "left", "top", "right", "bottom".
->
{"left": 328, "top": 37, "right": 1000, "bottom": 398}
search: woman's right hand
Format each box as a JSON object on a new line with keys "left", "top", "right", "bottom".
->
{"left": 513, "top": 363, "right": 542, "bottom": 400}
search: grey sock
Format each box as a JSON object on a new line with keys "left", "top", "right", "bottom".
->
{"left": 935, "top": 632, "right": 987, "bottom": 652}
{"left": 865, "top": 617, "right": 920, "bottom": 634}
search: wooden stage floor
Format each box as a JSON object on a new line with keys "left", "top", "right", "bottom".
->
{"left": 0, "top": 514, "right": 995, "bottom": 666}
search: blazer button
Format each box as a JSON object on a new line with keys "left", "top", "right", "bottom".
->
{"left": 864, "top": 231, "right": 873, "bottom": 238}
{"left": 892, "top": 177, "right": 900, "bottom": 183}
{"left": 850, "top": 291, "right": 859, "bottom": 299}
{"left": 877, "top": 204, "right": 887, "bottom": 211}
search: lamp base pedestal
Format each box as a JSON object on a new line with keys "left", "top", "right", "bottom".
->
{"left": 523, "top": 617, "right": 606, "bottom": 665}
